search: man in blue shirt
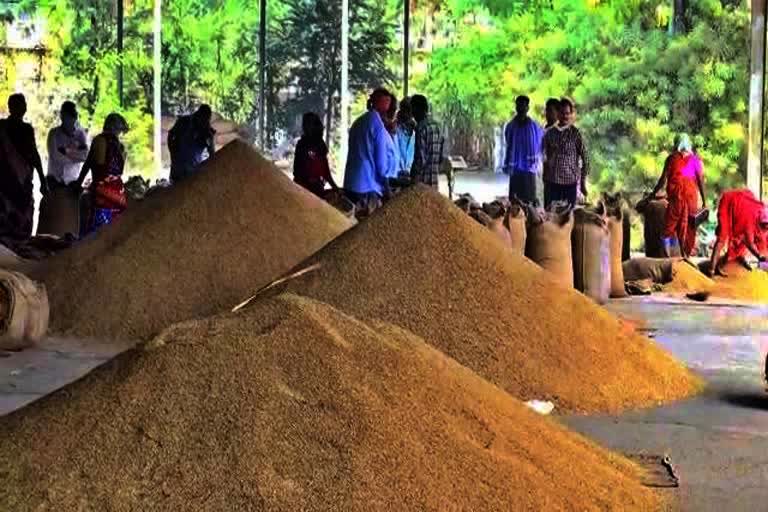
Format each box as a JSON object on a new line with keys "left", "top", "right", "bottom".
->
{"left": 504, "top": 95, "right": 543, "bottom": 206}
{"left": 344, "top": 88, "right": 392, "bottom": 215}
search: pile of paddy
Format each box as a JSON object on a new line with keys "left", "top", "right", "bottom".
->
{"left": 39, "top": 141, "right": 353, "bottom": 341}
{"left": 710, "top": 262, "right": 768, "bottom": 302}
{"left": 663, "top": 260, "right": 715, "bottom": 294}
{"left": 0, "top": 295, "right": 661, "bottom": 511}
{"left": 270, "top": 186, "right": 701, "bottom": 413}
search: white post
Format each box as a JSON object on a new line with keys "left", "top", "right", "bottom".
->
{"left": 153, "top": 0, "right": 163, "bottom": 178}
{"left": 340, "top": 0, "right": 349, "bottom": 176}
{"left": 748, "top": 0, "right": 766, "bottom": 199}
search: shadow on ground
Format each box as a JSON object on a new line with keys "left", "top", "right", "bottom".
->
{"left": 718, "top": 391, "right": 768, "bottom": 411}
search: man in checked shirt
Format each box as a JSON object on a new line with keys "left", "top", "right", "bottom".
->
{"left": 542, "top": 97, "right": 589, "bottom": 208}
{"left": 410, "top": 94, "right": 443, "bottom": 189}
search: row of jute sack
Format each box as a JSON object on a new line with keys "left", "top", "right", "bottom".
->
{"left": 455, "top": 195, "right": 627, "bottom": 304}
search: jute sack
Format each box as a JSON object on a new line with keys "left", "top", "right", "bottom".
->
{"left": 526, "top": 209, "right": 574, "bottom": 289}
{"left": 602, "top": 193, "right": 628, "bottom": 297}
{"left": 622, "top": 257, "right": 675, "bottom": 284}
{"left": 622, "top": 209, "right": 631, "bottom": 261}
{"left": 636, "top": 197, "right": 667, "bottom": 258}
{"left": 507, "top": 204, "right": 527, "bottom": 256}
{"left": 572, "top": 207, "right": 611, "bottom": 304}
{"left": 37, "top": 186, "right": 80, "bottom": 237}
{"left": 0, "top": 270, "right": 49, "bottom": 350}
{"left": 488, "top": 214, "right": 512, "bottom": 249}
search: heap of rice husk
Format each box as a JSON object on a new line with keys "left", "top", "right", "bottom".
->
{"left": 0, "top": 294, "right": 660, "bottom": 511}
{"left": 272, "top": 186, "right": 701, "bottom": 413}
{"left": 663, "top": 260, "right": 715, "bottom": 294}
{"left": 40, "top": 141, "right": 353, "bottom": 341}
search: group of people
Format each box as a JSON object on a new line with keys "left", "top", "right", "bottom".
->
{"left": 649, "top": 131, "right": 768, "bottom": 276}
{"left": 292, "top": 88, "right": 443, "bottom": 214}
{"left": 504, "top": 95, "right": 768, "bottom": 277}
{"left": 0, "top": 93, "right": 216, "bottom": 241}
{"left": 502, "top": 95, "right": 589, "bottom": 209}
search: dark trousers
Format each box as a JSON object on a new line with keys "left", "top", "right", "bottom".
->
{"left": 509, "top": 171, "right": 538, "bottom": 206}
{"left": 544, "top": 181, "right": 578, "bottom": 209}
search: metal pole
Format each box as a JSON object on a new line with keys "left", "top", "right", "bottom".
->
{"left": 340, "top": 0, "right": 349, "bottom": 174}
{"left": 403, "top": 0, "right": 409, "bottom": 98}
{"left": 153, "top": 0, "right": 162, "bottom": 177}
{"left": 258, "top": 0, "right": 267, "bottom": 149}
{"left": 117, "top": 0, "right": 124, "bottom": 108}
{"left": 748, "top": 0, "right": 767, "bottom": 198}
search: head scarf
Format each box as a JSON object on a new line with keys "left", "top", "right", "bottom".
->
{"left": 676, "top": 133, "right": 692, "bottom": 153}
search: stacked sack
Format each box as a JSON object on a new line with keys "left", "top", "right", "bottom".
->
{"left": 454, "top": 195, "right": 526, "bottom": 255}
{"left": 635, "top": 193, "right": 667, "bottom": 258}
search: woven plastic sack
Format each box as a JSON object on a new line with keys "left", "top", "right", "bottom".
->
{"left": 526, "top": 209, "right": 574, "bottom": 289}
{"left": 572, "top": 207, "right": 611, "bottom": 304}
{"left": 0, "top": 270, "right": 49, "bottom": 350}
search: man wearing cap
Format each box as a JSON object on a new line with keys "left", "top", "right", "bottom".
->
{"left": 708, "top": 189, "right": 768, "bottom": 277}
{"left": 47, "top": 101, "right": 89, "bottom": 186}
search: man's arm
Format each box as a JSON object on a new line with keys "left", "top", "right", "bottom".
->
{"left": 46, "top": 129, "right": 59, "bottom": 173}
{"left": 652, "top": 156, "right": 670, "bottom": 197}
{"left": 412, "top": 124, "right": 427, "bottom": 181}
{"left": 69, "top": 130, "right": 89, "bottom": 163}
{"left": 503, "top": 123, "right": 513, "bottom": 171}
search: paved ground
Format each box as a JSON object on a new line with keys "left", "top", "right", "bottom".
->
{"left": 0, "top": 337, "right": 134, "bottom": 416}
{"left": 566, "top": 297, "right": 768, "bottom": 511}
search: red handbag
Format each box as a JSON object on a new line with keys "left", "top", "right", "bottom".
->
{"left": 94, "top": 176, "right": 127, "bottom": 210}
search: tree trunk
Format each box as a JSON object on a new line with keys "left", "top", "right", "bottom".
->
{"left": 672, "top": 0, "right": 686, "bottom": 34}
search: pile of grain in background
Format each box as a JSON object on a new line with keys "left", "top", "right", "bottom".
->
{"left": 663, "top": 260, "right": 715, "bottom": 294}
{"left": 39, "top": 141, "right": 353, "bottom": 341}
{"left": 0, "top": 294, "right": 660, "bottom": 511}
{"left": 271, "top": 186, "right": 701, "bottom": 413}
{"left": 711, "top": 262, "right": 768, "bottom": 302}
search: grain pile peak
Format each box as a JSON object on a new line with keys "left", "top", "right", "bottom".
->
{"left": 41, "top": 140, "right": 353, "bottom": 341}
{"left": 0, "top": 294, "right": 660, "bottom": 511}
{"left": 273, "top": 185, "right": 701, "bottom": 413}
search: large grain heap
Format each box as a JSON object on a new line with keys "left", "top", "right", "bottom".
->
{"left": 274, "top": 186, "right": 701, "bottom": 413}
{"left": 40, "top": 141, "right": 353, "bottom": 341}
{"left": 0, "top": 295, "right": 660, "bottom": 511}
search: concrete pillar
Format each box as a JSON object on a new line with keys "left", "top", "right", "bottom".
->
{"left": 340, "top": 0, "right": 349, "bottom": 173}
{"left": 748, "top": 0, "right": 767, "bottom": 198}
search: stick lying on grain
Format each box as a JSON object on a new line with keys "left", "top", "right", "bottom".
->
{"left": 231, "top": 263, "right": 322, "bottom": 313}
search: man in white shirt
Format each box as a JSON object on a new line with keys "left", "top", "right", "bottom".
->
{"left": 46, "top": 101, "right": 88, "bottom": 185}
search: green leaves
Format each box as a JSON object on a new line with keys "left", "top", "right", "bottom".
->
{"left": 420, "top": 0, "right": 749, "bottom": 205}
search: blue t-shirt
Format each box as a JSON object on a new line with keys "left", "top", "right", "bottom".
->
{"left": 344, "top": 111, "right": 391, "bottom": 196}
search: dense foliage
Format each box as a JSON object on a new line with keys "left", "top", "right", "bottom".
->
{"left": 3, "top": 0, "right": 154, "bottom": 174}
{"left": 418, "top": 0, "right": 751, "bottom": 202}
{"left": 1, "top": 0, "right": 755, "bottom": 196}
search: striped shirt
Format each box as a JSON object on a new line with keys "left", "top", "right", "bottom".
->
{"left": 503, "top": 116, "right": 543, "bottom": 174}
{"left": 542, "top": 125, "right": 589, "bottom": 185}
{"left": 412, "top": 116, "right": 443, "bottom": 188}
